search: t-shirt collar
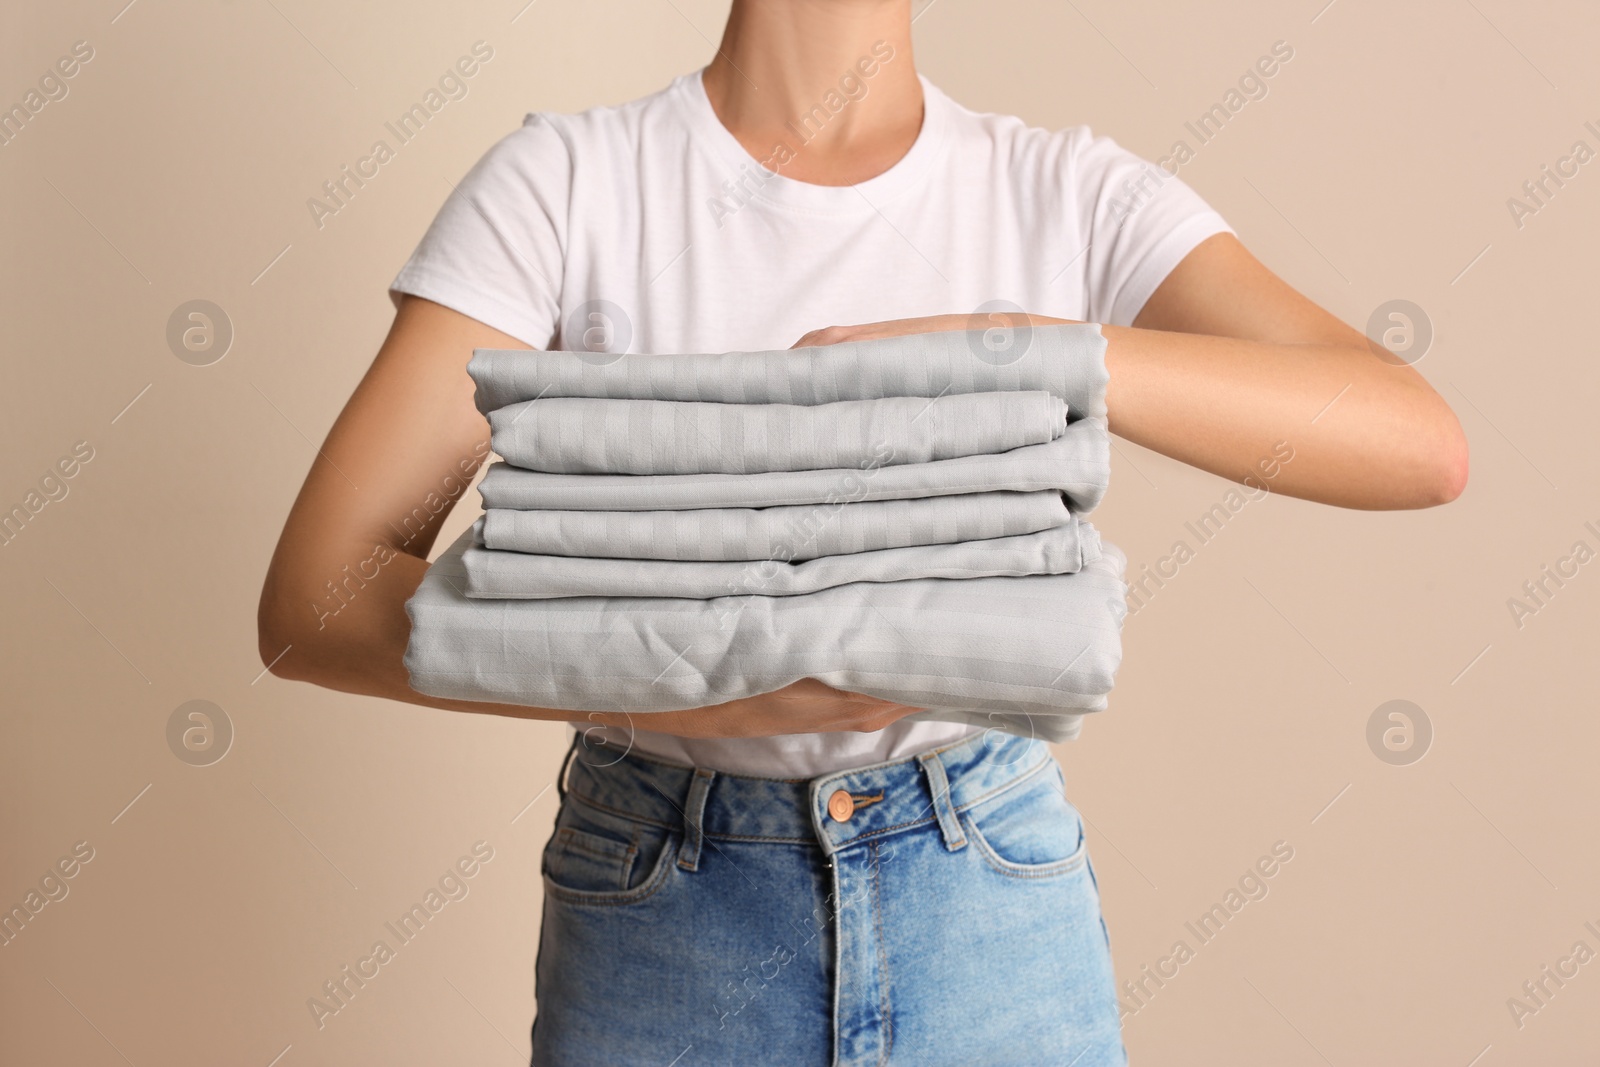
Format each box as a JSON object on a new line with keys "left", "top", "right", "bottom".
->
{"left": 671, "top": 65, "right": 949, "bottom": 214}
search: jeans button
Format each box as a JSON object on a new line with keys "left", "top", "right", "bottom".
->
{"left": 827, "top": 789, "right": 855, "bottom": 822}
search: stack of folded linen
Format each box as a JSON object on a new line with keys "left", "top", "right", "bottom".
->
{"left": 405, "top": 325, "right": 1128, "bottom": 741}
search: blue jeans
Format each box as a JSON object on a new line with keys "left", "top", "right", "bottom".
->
{"left": 532, "top": 731, "right": 1128, "bottom": 1066}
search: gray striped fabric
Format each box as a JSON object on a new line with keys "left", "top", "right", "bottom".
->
{"left": 488, "top": 391, "right": 1067, "bottom": 475}
{"left": 460, "top": 518, "right": 1100, "bottom": 600}
{"left": 479, "top": 490, "right": 1071, "bottom": 562}
{"left": 404, "top": 326, "right": 1126, "bottom": 732}
{"left": 470, "top": 324, "right": 1109, "bottom": 417}
{"left": 477, "top": 418, "right": 1110, "bottom": 514}
{"left": 404, "top": 525, "right": 1127, "bottom": 725}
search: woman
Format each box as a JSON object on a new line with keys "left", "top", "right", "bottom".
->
{"left": 258, "top": 1, "right": 1467, "bottom": 1063}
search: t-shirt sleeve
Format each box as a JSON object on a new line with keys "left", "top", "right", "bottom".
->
{"left": 388, "top": 114, "right": 571, "bottom": 348}
{"left": 1068, "top": 129, "right": 1234, "bottom": 327}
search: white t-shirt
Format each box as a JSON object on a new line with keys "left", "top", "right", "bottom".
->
{"left": 391, "top": 68, "right": 1231, "bottom": 777}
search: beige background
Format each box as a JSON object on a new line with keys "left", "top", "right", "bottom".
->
{"left": 3, "top": 0, "right": 1598, "bottom": 1063}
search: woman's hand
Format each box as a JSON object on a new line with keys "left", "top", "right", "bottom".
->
{"left": 587, "top": 679, "right": 927, "bottom": 740}
{"left": 792, "top": 311, "right": 1077, "bottom": 349}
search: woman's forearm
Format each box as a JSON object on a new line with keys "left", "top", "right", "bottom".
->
{"left": 257, "top": 548, "right": 737, "bottom": 731}
{"left": 256, "top": 539, "right": 918, "bottom": 736}
{"left": 795, "top": 299, "right": 1469, "bottom": 512}
{"left": 1100, "top": 323, "right": 1469, "bottom": 510}
{"left": 258, "top": 546, "right": 586, "bottom": 722}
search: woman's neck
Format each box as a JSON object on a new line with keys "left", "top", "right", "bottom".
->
{"left": 701, "top": 0, "right": 924, "bottom": 186}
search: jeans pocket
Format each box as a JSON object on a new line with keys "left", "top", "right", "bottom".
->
{"left": 541, "top": 797, "right": 677, "bottom": 906}
{"left": 961, "top": 762, "right": 1089, "bottom": 879}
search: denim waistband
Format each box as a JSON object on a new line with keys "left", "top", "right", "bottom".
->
{"left": 558, "top": 729, "right": 1056, "bottom": 860}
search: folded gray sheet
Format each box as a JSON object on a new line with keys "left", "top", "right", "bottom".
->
{"left": 480, "top": 489, "right": 1072, "bottom": 562}
{"left": 489, "top": 391, "right": 1067, "bottom": 475}
{"left": 477, "top": 417, "right": 1110, "bottom": 514}
{"left": 405, "top": 525, "right": 1127, "bottom": 732}
{"left": 470, "top": 324, "right": 1109, "bottom": 419}
{"left": 461, "top": 518, "right": 1100, "bottom": 600}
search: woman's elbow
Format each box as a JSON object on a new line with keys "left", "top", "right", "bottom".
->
{"left": 256, "top": 576, "right": 310, "bottom": 681}
{"left": 1438, "top": 431, "right": 1470, "bottom": 505}
{"left": 1414, "top": 405, "right": 1470, "bottom": 507}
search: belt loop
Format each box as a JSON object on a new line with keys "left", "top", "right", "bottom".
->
{"left": 677, "top": 768, "right": 716, "bottom": 871}
{"left": 916, "top": 752, "right": 967, "bottom": 852}
{"left": 554, "top": 730, "right": 580, "bottom": 804}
